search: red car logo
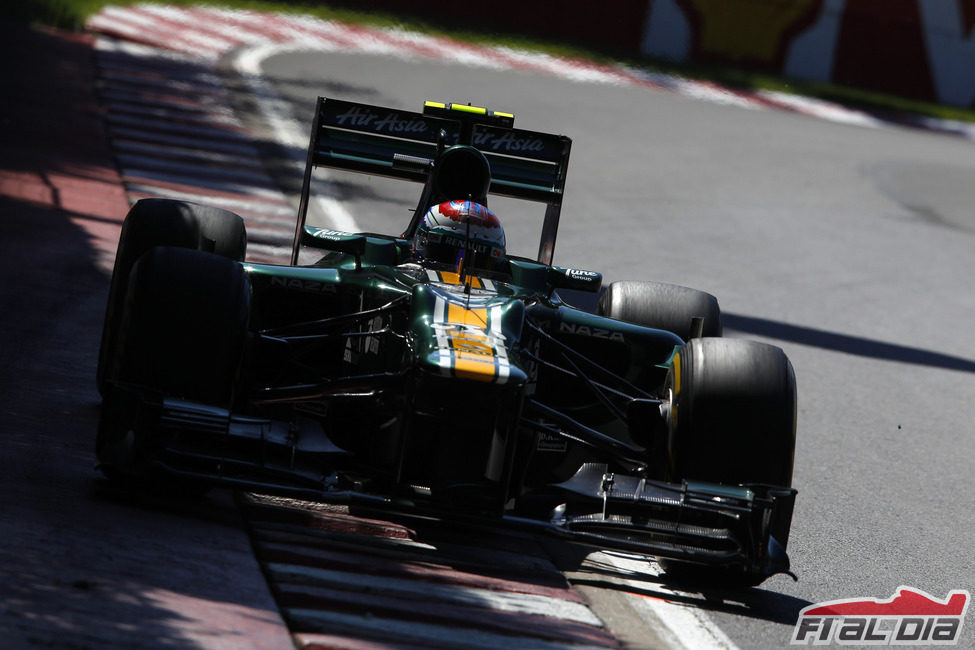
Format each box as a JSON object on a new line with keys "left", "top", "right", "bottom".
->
{"left": 792, "top": 586, "right": 970, "bottom": 645}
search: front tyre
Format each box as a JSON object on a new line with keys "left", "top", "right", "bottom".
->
{"left": 659, "top": 337, "right": 796, "bottom": 587}
{"left": 665, "top": 337, "right": 796, "bottom": 487}
{"left": 96, "top": 247, "right": 250, "bottom": 486}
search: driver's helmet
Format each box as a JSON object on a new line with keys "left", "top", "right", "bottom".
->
{"left": 413, "top": 200, "right": 506, "bottom": 273}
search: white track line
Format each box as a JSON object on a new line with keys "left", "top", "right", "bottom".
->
{"left": 597, "top": 552, "right": 740, "bottom": 650}
{"left": 233, "top": 43, "right": 360, "bottom": 233}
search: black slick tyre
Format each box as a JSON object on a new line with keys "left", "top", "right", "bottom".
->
{"left": 96, "top": 247, "right": 250, "bottom": 485}
{"left": 117, "top": 246, "right": 250, "bottom": 406}
{"left": 659, "top": 337, "right": 796, "bottom": 586}
{"left": 597, "top": 280, "right": 722, "bottom": 341}
{"left": 665, "top": 337, "right": 796, "bottom": 487}
{"left": 97, "top": 199, "right": 246, "bottom": 395}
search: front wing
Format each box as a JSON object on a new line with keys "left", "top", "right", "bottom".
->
{"left": 106, "top": 392, "right": 796, "bottom": 583}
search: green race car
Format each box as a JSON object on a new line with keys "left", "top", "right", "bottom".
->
{"left": 96, "top": 98, "right": 798, "bottom": 586}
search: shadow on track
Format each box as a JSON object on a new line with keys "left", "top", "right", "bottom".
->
{"left": 542, "top": 542, "right": 811, "bottom": 628}
{"left": 724, "top": 312, "right": 975, "bottom": 374}
{"left": 0, "top": 25, "right": 292, "bottom": 648}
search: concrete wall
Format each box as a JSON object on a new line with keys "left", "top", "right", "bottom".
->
{"left": 335, "top": 1, "right": 975, "bottom": 108}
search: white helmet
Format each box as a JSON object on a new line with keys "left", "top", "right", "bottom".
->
{"left": 413, "top": 200, "right": 506, "bottom": 273}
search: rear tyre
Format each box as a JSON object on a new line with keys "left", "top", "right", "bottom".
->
{"left": 96, "top": 247, "right": 250, "bottom": 487}
{"left": 97, "top": 199, "right": 246, "bottom": 395}
{"left": 596, "top": 281, "right": 721, "bottom": 341}
{"left": 658, "top": 337, "right": 796, "bottom": 587}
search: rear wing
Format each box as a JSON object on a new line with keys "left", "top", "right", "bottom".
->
{"left": 292, "top": 98, "right": 572, "bottom": 265}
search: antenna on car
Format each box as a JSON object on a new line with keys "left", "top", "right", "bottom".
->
{"left": 436, "top": 128, "right": 447, "bottom": 155}
{"left": 462, "top": 197, "right": 474, "bottom": 297}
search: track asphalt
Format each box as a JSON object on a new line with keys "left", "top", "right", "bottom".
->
{"left": 0, "top": 23, "right": 294, "bottom": 649}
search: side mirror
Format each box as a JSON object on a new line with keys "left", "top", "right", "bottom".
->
{"left": 547, "top": 266, "right": 602, "bottom": 293}
{"left": 302, "top": 227, "right": 367, "bottom": 269}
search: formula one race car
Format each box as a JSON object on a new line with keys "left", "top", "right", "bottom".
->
{"left": 96, "top": 98, "right": 798, "bottom": 586}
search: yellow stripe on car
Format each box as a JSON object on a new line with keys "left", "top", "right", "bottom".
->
{"left": 435, "top": 271, "right": 483, "bottom": 289}
{"left": 446, "top": 303, "right": 495, "bottom": 381}
{"left": 672, "top": 350, "right": 681, "bottom": 428}
{"left": 673, "top": 350, "right": 681, "bottom": 396}
{"left": 447, "top": 302, "right": 488, "bottom": 328}
{"left": 431, "top": 296, "right": 509, "bottom": 383}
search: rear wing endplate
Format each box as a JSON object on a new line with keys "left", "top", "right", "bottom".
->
{"left": 293, "top": 97, "right": 572, "bottom": 265}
